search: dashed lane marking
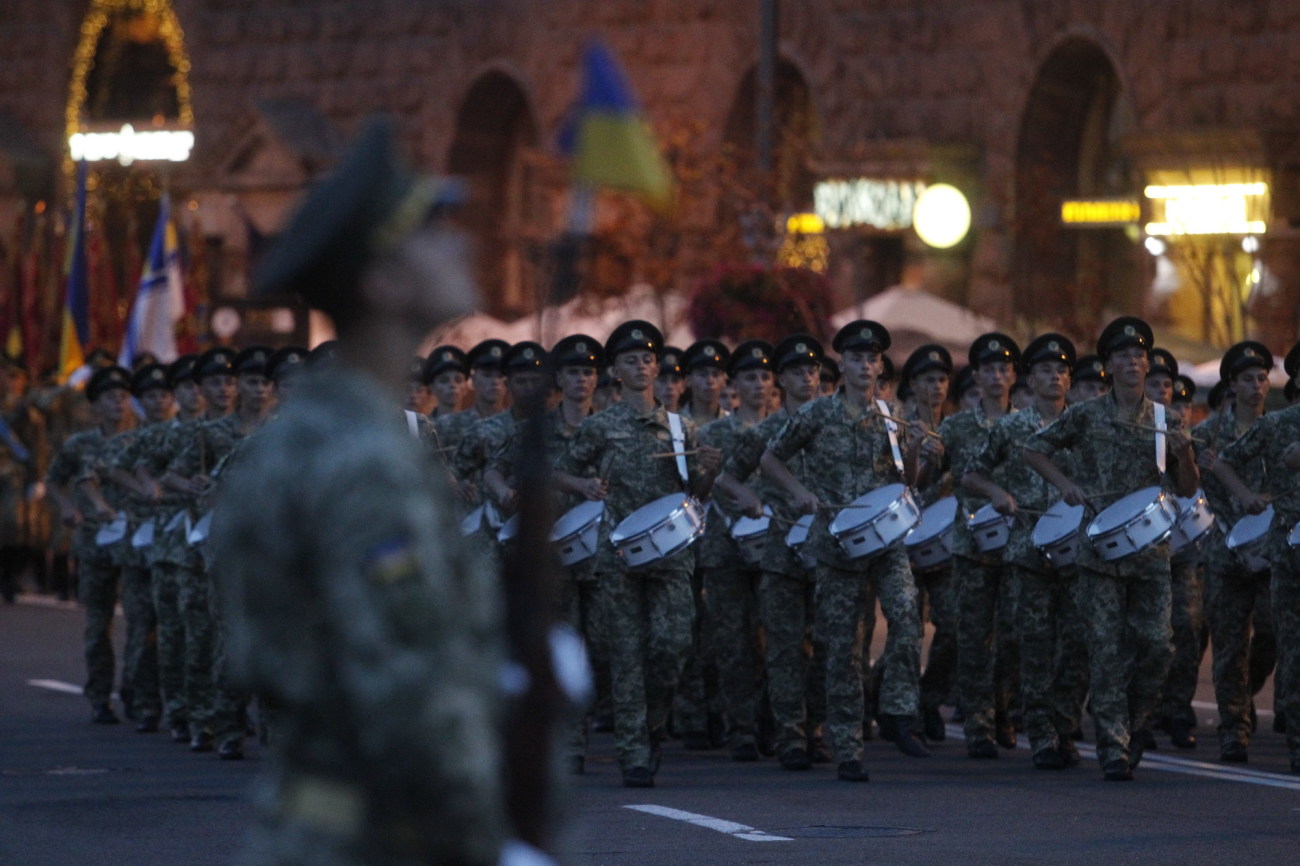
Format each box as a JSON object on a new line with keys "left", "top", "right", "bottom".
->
{"left": 27, "top": 679, "right": 84, "bottom": 695}
{"left": 624, "top": 804, "right": 794, "bottom": 842}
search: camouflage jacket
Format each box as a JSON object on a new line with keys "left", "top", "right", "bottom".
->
{"left": 432, "top": 407, "right": 492, "bottom": 465}
{"left": 696, "top": 413, "right": 760, "bottom": 569}
{"left": 47, "top": 426, "right": 118, "bottom": 560}
{"left": 1193, "top": 407, "right": 1265, "bottom": 528}
{"left": 727, "top": 406, "right": 809, "bottom": 577}
{"left": 1219, "top": 403, "right": 1300, "bottom": 535}
{"left": 938, "top": 402, "right": 1009, "bottom": 560}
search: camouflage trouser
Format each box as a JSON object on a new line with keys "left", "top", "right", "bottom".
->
{"left": 703, "top": 566, "right": 763, "bottom": 748}
{"left": 151, "top": 562, "right": 187, "bottom": 728}
{"left": 1157, "top": 554, "right": 1205, "bottom": 724}
{"left": 759, "top": 570, "right": 824, "bottom": 756}
{"left": 1272, "top": 554, "right": 1300, "bottom": 762}
{"left": 916, "top": 563, "right": 958, "bottom": 713}
{"left": 560, "top": 576, "right": 606, "bottom": 757}
{"left": 77, "top": 555, "right": 121, "bottom": 705}
{"left": 815, "top": 547, "right": 920, "bottom": 763}
{"left": 120, "top": 563, "right": 160, "bottom": 719}
{"left": 1015, "top": 566, "right": 1088, "bottom": 757}
{"left": 671, "top": 567, "right": 718, "bottom": 737}
{"left": 955, "top": 555, "right": 1021, "bottom": 746}
{"left": 178, "top": 564, "right": 217, "bottom": 732}
{"left": 1204, "top": 535, "right": 1272, "bottom": 748}
{"left": 211, "top": 578, "right": 250, "bottom": 749}
{"left": 597, "top": 566, "right": 693, "bottom": 770}
{"left": 1074, "top": 565, "right": 1172, "bottom": 767}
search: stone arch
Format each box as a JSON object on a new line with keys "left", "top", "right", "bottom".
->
{"left": 721, "top": 57, "right": 818, "bottom": 213}
{"left": 446, "top": 69, "right": 540, "bottom": 319}
{"left": 1012, "top": 35, "right": 1136, "bottom": 332}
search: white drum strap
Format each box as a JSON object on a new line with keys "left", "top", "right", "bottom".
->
{"left": 667, "top": 411, "right": 690, "bottom": 489}
{"left": 404, "top": 409, "right": 420, "bottom": 440}
{"left": 1153, "top": 402, "right": 1167, "bottom": 475}
{"left": 877, "top": 399, "right": 905, "bottom": 476}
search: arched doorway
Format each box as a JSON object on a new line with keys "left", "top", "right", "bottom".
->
{"left": 1013, "top": 38, "right": 1134, "bottom": 333}
{"left": 446, "top": 71, "right": 539, "bottom": 319}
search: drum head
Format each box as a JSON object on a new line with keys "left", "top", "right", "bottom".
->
{"left": 1032, "top": 501, "right": 1084, "bottom": 546}
{"left": 829, "top": 483, "right": 906, "bottom": 535}
{"left": 968, "top": 502, "right": 1002, "bottom": 525}
{"left": 731, "top": 507, "right": 772, "bottom": 538}
{"left": 1227, "top": 506, "right": 1274, "bottom": 549}
{"left": 786, "top": 513, "right": 813, "bottom": 546}
{"left": 551, "top": 500, "right": 605, "bottom": 541}
{"left": 1090, "top": 486, "right": 1164, "bottom": 533}
{"left": 1289, "top": 520, "right": 1300, "bottom": 548}
{"left": 907, "top": 497, "right": 957, "bottom": 547}
{"left": 611, "top": 493, "right": 692, "bottom": 544}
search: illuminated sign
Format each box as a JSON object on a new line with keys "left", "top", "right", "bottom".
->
{"left": 813, "top": 178, "right": 926, "bottom": 230}
{"left": 68, "top": 123, "right": 194, "bottom": 165}
{"left": 785, "top": 213, "right": 825, "bottom": 234}
{"left": 912, "top": 183, "right": 971, "bottom": 249}
{"left": 1143, "top": 182, "right": 1268, "bottom": 236}
{"left": 1060, "top": 198, "right": 1141, "bottom": 227}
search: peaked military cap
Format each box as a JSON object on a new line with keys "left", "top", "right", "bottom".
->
{"left": 952, "top": 364, "right": 977, "bottom": 399}
{"left": 467, "top": 339, "right": 510, "bottom": 370}
{"left": 1096, "top": 315, "right": 1153, "bottom": 360}
{"left": 87, "top": 365, "right": 131, "bottom": 401}
{"left": 309, "top": 340, "right": 339, "bottom": 367}
{"left": 1021, "top": 333, "right": 1076, "bottom": 373}
{"left": 130, "top": 351, "right": 160, "bottom": 372}
{"left": 902, "top": 344, "right": 953, "bottom": 381}
{"left": 1220, "top": 341, "right": 1273, "bottom": 382}
{"left": 969, "top": 332, "right": 1021, "bottom": 368}
{"left": 728, "top": 340, "right": 774, "bottom": 376}
{"left": 1207, "top": 379, "right": 1229, "bottom": 411}
{"left": 233, "top": 345, "right": 273, "bottom": 376}
{"left": 1172, "top": 374, "right": 1196, "bottom": 404}
{"left": 167, "top": 354, "right": 200, "bottom": 387}
{"left": 658, "top": 345, "right": 684, "bottom": 377}
{"left": 1073, "top": 354, "right": 1108, "bottom": 383}
{"left": 820, "top": 355, "right": 841, "bottom": 384}
{"left": 832, "top": 319, "right": 890, "bottom": 354}
{"left": 250, "top": 116, "right": 462, "bottom": 307}
{"left": 130, "top": 362, "right": 171, "bottom": 395}
{"left": 1147, "top": 347, "right": 1179, "bottom": 379}
{"left": 683, "top": 340, "right": 731, "bottom": 372}
{"left": 266, "top": 346, "right": 310, "bottom": 382}
{"left": 551, "top": 334, "right": 604, "bottom": 370}
{"left": 1282, "top": 340, "right": 1300, "bottom": 381}
{"left": 195, "top": 346, "right": 237, "bottom": 381}
{"left": 605, "top": 320, "right": 664, "bottom": 360}
{"left": 424, "top": 345, "right": 468, "bottom": 380}
{"left": 408, "top": 356, "right": 428, "bottom": 382}
{"left": 502, "top": 341, "right": 547, "bottom": 373}
{"left": 773, "top": 334, "right": 824, "bottom": 372}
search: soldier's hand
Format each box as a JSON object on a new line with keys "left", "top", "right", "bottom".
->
{"left": 95, "top": 504, "right": 116, "bottom": 522}
{"left": 458, "top": 480, "right": 478, "bottom": 503}
{"left": 498, "top": 488, "right": 519, "bottom": 513}
{"left": 793, "top": 488, "right": 820, "bottom": 515}
{"left": 1168, "top": 429, "right": 1194, "bottom": 461}
{"left": 1060, "top": 482, "right": 1087, "bottom": 507}
{"left": 991, "top": 490, "right": 1017, "bottom": 516}
{"left": 1242, "top": 492, "right": 1269, "bottom": 515}
{"left": 919, "top": 433, "right": 943, "bottom": 462}
{"left": 61, "top": 507, "right": 83, "bottom": 528}
{"left": 579, "top": 478, "right": 608, "bottom": 501}
{"left": 696, "top": 445, "right": 723, "bottom": 476}
{"left": 1196, "top": 447, "right": 1219, "bottom": 472}
{"left": 26, "top": 481, "right": 45, "bottom": 502}
{"left": 729, "top": 485, "right": 764, "bottom": 518}
{"left": 190, "top": 475, "right": 214, "bottom": 495}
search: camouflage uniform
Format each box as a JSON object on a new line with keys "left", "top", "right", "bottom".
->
{"left": 555, "top": 401, "right": 707, "bottom": 772}
{"left": 1218, "top": 403, "right": 1300, "bottom": 767}
{"left": 697, "top": 413, "right": 764, "bottom": 752}
{"left": 766, "top": 393, "right": 921, "bottom": 764}
{"left": 46, "top": 428, "right": 123, "bottom": 709}
{"left": 1026, "top": 393, "right": 1188, "bottom": 768}
{"left": 211, "top": 369, "right": 506, "bottom": 865}
{"left": 939, "top": 403, "right": 1020, "bottom": 748}
{"left": 727, "top": 409, "right": 826, "bottom": 758}
{"left": 967, "top": 406, "right": 1088, "bottom": 760}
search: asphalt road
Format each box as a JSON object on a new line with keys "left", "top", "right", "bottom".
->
{"left": 2, "top": 596, "right": 1297, "bottom": 866}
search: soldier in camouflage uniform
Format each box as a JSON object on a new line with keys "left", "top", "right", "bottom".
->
{"left": 653, "top": 346, "right": 686, "bottom": 413}
{"left": 0, "top": 356, "right": 39, "bottom": 602}
{"left": 46, "top": 366, "right": 136, "bottom": 724}
{"left": 212, "top": 118, "right": 510, "bottom": 865}
{"left": 761, "top": 320, "right": 928, "bottom": 782}
{"left": 1025, "top": 316, "right": 1199, "bottom": 781}
{"left": 716, "top": 334, "right": 827, "bottom": 770}
{"left": 1193, "top": 341, "right": 1273, "bottom": 762}
{"left": 554, "top": 320, "right": 722, "bottom": 788}
{"left": 1213, "top": 341, "right": 1300, "bottom": 776}
{"left": 433, "top": 339, "right": 509, "bottom": 475}
{"left": 938, "top": 332, "right": 1022, "bottom": 758}
{"left": 695, "top": 340, "right": 772, "bottom": 761}
{"left": 425, "top": 345, "right": 469, "bottom": 419}
{"left": 964, "top": 334, "right": 1088, "bottom": 770}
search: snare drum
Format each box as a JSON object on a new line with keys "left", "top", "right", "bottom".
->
{"left": 550, "top": 501, "right": 606, "bottom": 566}
{"left": 459, "top": 501, "right": 504, "bottom": 538}
{"left": 1289, "top": 520, "right": 1300, "bottom": 551}
{"left": 459, "top": 505, "right": 485, "bottom": 537}
{"left": 1031, "top": 500, "right": 1085, "bottom": 568}
{"left": 967, "top": 503, "right": 1013, "bottom": 554}
{"left": 1085, "top": 487, "right": 1180, "bottom": 562}
{"left": 94, "top": 512, "right": 129, "bottom": 547}
{"left": 730, "top": 507, "right": 773, "bottom": 565}
{"left": 131, "top": 519, "right": 156, "bottom": 549}
{"left": 187, "top": 511, "right": 213, "bottom": 546}
{"left": 497, "top": 514, "right": 519, "bottom": 545}
{"left": 828, "top": 484, "right": 921, "bottom": 560}
{"left": 1226, "top": 506, "right": 1274, "bottom": 573}
{"left": 1169, "top": 490, "right": 1215, "bottom": 554}
{"left": 610, "top": 494, "right": 706, "bottom": 568}
{"left": 905, "top": 497, "right": 957, "bottom": 570}
{"left": 785, "top": 514, "right": 816, "bottom": 569}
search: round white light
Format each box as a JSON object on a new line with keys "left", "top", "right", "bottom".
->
{"left": 912, "top": 183, "right": 971, "bottom": 249}
{"left": 1242, "top": 235, "right": 1260, "bottom": 254}
{"left": 1144, "top": 237, "right": 1167, "bottom": 257}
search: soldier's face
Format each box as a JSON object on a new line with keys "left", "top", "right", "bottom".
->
{"left": 94, "top": 387, "right": 129, "bottom": 425}
{"left": 507, "top": 370, "right": 548, "bottom": 405}
{"left": 174, "top": 380, "right": 204, "bottom": 416}
{"left": 1145, "top": 373, "right": 1174, "bottom": 406}
{"left": 200, "top": 374, "right": 236, "bottom": 412}
{"left": 1070, "top": 379, "right": 1108, "bottom": 402}
{"left": 431, "top": 370, "right": 466, "bottom": 409}
{"left": 687, "top": 367, "right": 726, "bottom": 403}
{"left": 140, "top": 388, "right": 175, "bottom": 423}
{"left": 1029, "top": 360, "right": 1069, "bottom": 400}
{"left": 914, "top": 369, "right": 949, "bottom": 408}
{"left": 777, "top": 362, "right": 819, "bottom": 403}
{"left": 734, "top": 369, "right": 772, "bottom": 412}
{"left": 654, "top": 373, "right": 685, "bottom": 408}
{"left": 974, "top": 360, "right": 1016, "bottom": 400}
{"left": 471, "top": 368, "right": 506, "bottom": 406}
{"left": 1232, "top": 367, "right": 1270, "bottom": 412}
{"left": 237, "top": 373, "right": 272, "bottom": 412}
{"left": 405, "top": 382, "right": 434, "bottom": 413}
{"left": 558, "top": 366, "right": 597, "bottom": 403}
{"left": 1106, "top": 347, "right": 1149, "bottom": 389}
{"left": 841, "top": 349, "right": 878, "bottom": 394}
{"left": 613, "top": 350, "right": 657, "bottom": 391}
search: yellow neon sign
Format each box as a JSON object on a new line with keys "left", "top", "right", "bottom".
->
{"left": 1060, "top": 199, "right": 1141, "bottom": 226}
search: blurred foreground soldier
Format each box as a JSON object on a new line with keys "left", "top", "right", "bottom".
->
{"left": 211, "top": 119, "right": 514, "bottom": 865}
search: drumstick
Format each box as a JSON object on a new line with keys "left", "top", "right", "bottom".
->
{"left": 873, "top": 410, "right": 943, "bottom": 440}
{"left": 1112, "top": 419, "right": 1206, "bottom": 444}
{"left": 651, "top": 449, "right": 700, "bottom": 458}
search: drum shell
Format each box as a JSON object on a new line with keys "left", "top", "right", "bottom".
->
{"left": 966, "top": 503, "right": 1013, "bottom": 554}
{"left": 1226, "top": 506, "right": 1274, "bottom": 573}
{"left": 1086, "top": 487, "right": 1180, "bottom": 562}
{"left": 610, "top": 494, "right": 706, "bottom": 568}
{"left": 829, "top": 484, "right": 921, "bottom": 560}
{"left": 905, "top": 497, "right": 956, "bottom": 570}
{"left": 730, "top": 508, "right": 772, "bottom": 565}
{"left": 550, "top": 501, "right": 606, "bottom": 567}
{"left": 1031, "top": 501, "right": 1085, "bottom": 568}
{"left": 1169, "top": 490, "right": 1215, "bottom": 554}
{"left": 785, "top": 513, "right": 816, "bottom": 569}
{"left": 1290, "top": 520, "right": 1300, "bottom": 551}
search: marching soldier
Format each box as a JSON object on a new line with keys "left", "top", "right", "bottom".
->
{"left": 1024, "top": 316, "right": 1199, "bottom": 781}
{"left": 404, "top": 356, "right": 436, "bottom": 416}
{"left": 425, "top": 345, "right": 469, "bottom": 418}
{"left": 653, "top": 346, "right": 686, "bottom": 413}
{"left": 1068, "top": 354, "right": 1109, "bottom": 404}
{"left": 433, "top": 339, "right": 509, "bottom": 465}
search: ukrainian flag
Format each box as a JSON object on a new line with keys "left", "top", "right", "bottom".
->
{"left": 59, "top": 161, "right": 90, "bottom": 382}
{"left": 566, "top": 41, "right": 674, "bottom": 212}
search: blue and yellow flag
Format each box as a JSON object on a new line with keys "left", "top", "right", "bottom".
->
{"left": 564, "top": 41, "right": 674, "bottom": 212}
{"left": 59, "top": 161, "right": 90, "bottom": 382}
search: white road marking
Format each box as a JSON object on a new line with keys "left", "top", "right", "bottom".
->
{"left": 947, "top": 723, "right": 1300, "bottom": 790}
{"left": 625, "top": 804, "right": 793, "bottom": 842}
{"left": 27, "top": 679, "right": 84, "bottom": 695}
{"left": 1192, "top": 699, "right": 1273, "bottom": 717}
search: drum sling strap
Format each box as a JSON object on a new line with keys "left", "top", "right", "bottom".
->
{"left": 404, "top": 409, "right": 420, "bottom": 439}
{"left": 667, "top": 411, "right": 690, "bottom": 490}
{"left": 876, "top": 399, "right": 906, "bottom": 476}
{"left": 1153, "top": 402, "right": 1167, "bottom": 476}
